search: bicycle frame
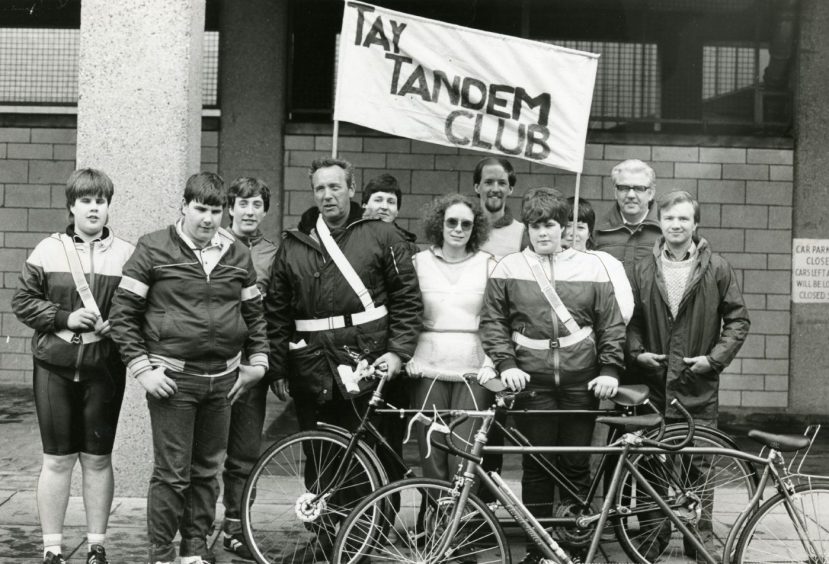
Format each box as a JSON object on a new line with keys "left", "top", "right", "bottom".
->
{"left": 432, "top": 405, "right": 811, "bottom": 564}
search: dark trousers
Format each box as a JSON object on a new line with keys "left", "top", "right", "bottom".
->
{"left": 146, "top": 371, "right": 236, "bottom": 562}
{"left": 513, "top": 384, "right": 597, "bottom": 521}
{"left": 221, "top": 379, "right": 268, "bottom": 534}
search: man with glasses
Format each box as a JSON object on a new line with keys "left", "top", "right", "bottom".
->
{"left": 594, "top": 159, "right": 662, "bottom": 279}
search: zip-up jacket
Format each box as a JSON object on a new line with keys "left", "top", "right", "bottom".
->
{"left": 12, "top": 226, "right": 134, "bottom": 381}
{"left": 109, "top": 225, "right": 268, "bottom": 377}
{"left": 626, "top": 236, "right": 750, "bottom": 419}
{"left": 234, "top": 230, "right": 279, "bottom": 296}
{"left": 265, "top": 202, "right": 422, "bottom": 401}
{"left": 594, "top": 204, "right": 662, "bottom": 280}
{"left": 480, "top": 247, "right": 625, "bottom": 388}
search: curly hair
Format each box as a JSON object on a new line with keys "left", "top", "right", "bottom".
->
{"left": 421, "top": 193, "right": 490, "bottom": 253}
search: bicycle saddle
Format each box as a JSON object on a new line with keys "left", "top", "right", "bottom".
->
{"left": 611, "top": 385, "right": 650, "bottom": 407}
{"left": 595, "top": 413, "right": 662, "bottom": 430}
{"left": 748, "top": 429, "right": 811, "bottom": 452}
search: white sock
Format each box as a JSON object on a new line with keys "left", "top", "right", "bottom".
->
{"left": 87, "top": 532, "right": 106, "bottom": 552}
{"left": 43, "top": 533, "right": 62, "bottom": 557}
{"left": 180, "top": 556, "right": 203, "bottom": 564}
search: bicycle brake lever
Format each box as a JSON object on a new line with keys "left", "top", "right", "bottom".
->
{"left": 425, "top": 419, "right": 451, "bottom": 459}
{"left": 404, "top": 412, "right": 433, "bottom": 444}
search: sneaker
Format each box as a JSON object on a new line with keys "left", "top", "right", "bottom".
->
{"left": 518, "top": 550, "right": 543, "bottom": 564}
{"left": 43, "top": 553, "right": 66, "bottom": 564}
{"left": 223, "top": 533, "right": 254, "bottom": 561}
{"left": 87, "top": 544, "right": 109, "bottom": 564}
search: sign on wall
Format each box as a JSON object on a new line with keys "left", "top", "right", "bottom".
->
{"left": 792, "top": 239, "right": 829, "bottom": 303}
{"left": 334, "top": 1, "right": 599, "bottom": 173}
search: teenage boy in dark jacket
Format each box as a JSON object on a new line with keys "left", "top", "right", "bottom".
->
{"left": 219, "top": 177, "right": 279, "bottom": 560}
{"left": 109, "top": 172, "right": 269, "bottom": 564}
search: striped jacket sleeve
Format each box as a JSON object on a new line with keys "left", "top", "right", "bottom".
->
{"left": 109, "top": 237, "right": 155, "bottom": 377}
{"left": 12, "top": 241, "right": 71, "bottom": 332}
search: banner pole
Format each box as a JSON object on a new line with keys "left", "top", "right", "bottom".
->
{"left": 332, "top": 120, "right": 340, "bottom": 158}
{"left": 572, "top": 172, "right": 581, "bottom": 232}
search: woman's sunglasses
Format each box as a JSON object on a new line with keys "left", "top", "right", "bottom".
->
{"left": 444, "top": 217, "right": 474, "bottom": 231}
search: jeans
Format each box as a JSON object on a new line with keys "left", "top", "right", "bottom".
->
{"left": 513, "top": 384, "right": 597, "bottom": 521}
{"left": 221, "top": 379, "right": 268, "bottom": 535}
{"left": 146, "top": 370, "right": 236, "bottom": 562}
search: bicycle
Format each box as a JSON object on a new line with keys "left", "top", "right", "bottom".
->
{"left": 241, "top": 371, "right": 753, "bottom": 564}
{"left": 330, "top": 389, "right": 768, "bottom": 564}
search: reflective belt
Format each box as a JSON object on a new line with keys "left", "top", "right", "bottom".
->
{"left": 294, "top": 305, "right": 388, "bottom": 332}
{"left": 511, "top": 327, "right": 593, "bottom": 350}
{"left": 316, "top": 215, "right": 376, "bottom": 310}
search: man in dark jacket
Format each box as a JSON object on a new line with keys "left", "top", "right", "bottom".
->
{"left": 265, "top": 157, "right": 422, "bottom": 562}
{"left": 594, "top": 159, "right": 662, "bottom": 280}
{"left": 219, "top": 177, "right": 279, "bottom": 560}
{"left": 109, "top": 172, "right": 269, "bottom": 564}
{"left": 626, "top": 190, "right": 750, "bottom": 560}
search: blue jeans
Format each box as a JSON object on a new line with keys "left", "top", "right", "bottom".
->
{"left": 221, "top": 379, "right": 268, "bottom": 534}
{"left": 146, "top": 370, "right": 236, "bottom": 562}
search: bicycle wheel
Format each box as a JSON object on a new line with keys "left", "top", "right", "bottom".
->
{"left": 735, "top": 483, "right": 829, "bottom": 563}
{"left": 333, "top": 478, "right": 510, "bottom": 564}
{"left": 242, "top": 429, "right": 384, "bottom": 564}
{"left": 614, "top": 429, "right": 757, "bottom": 563}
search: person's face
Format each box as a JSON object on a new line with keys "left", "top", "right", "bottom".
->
{"left": 181, "top": 199, "right": 224, "bottom": 247}
{"left": 563, "top": 220, "right": 591, "bottom": 252}
{"left": 474, "top": 164, "right": 513, "bottom": 215}
{"left": 614, "top": 169, "right": 655, "bottom": 220}
{"left": 70, "top": 195, "right": 109, "bottom": 239}
{"left": 313, "top": 166, "right": 354, "bottom": 228}
{"left": 659, "top": 201, "right": 697, "bottom": 249}
{"left": 442, "top": 203, "right": 475, "bottom": 252}
{"left": 362, "top": 191, "right": 399, "bottom": 223}
{"left": 528, "top": 218, "right": 563, "bottom": 255}
{"left": 229, "top": 194, "right": 267, "bottom": 237}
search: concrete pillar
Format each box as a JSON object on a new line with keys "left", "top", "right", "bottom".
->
{"left": 790, "top": 0, "right": 829, "bottom": 413}
{"left": 76, "top": 0, "right": 206, "bottom": 495}
{"left": 218, "top": 0, "right": 288, "bottom": 238}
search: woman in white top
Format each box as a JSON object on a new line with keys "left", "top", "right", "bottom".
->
{"left": 406, "top": 194, "right": 496, "bottom": 481}
{"left": 564, "top": 197, "right": 634, "bottom": 325}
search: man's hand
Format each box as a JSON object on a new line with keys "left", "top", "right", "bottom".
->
{"left": 501, "top": 367, "right": 531, "bottom": 391}
{"left": 372, "top": 352, "right": 402, "bottom": 379}
{"left": 67, "top": 307, "right": 98, "bottom": 332}
{"left": 136, "top": 366, "right": 177, "bottom": 399}
{"left": 636, "top": 352, "right": 667, "bottom": 369}
{"left": 588, "top": 375, "right": 618, "bottom": 400}
{"left": 271, "top": 379, "right": 289, "bottom": 401}
{"left": 228, "top": 364, "right": 266, "bottom": 405}
{"left": 684, "top": 355, "right": 713, "bottom": 374}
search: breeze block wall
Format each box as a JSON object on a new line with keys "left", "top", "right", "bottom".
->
{"left": 0, "top": 126, "right": 218, "bottom": 384}
{"left": 282, "top": 129, "right": 794, "bottom": 414}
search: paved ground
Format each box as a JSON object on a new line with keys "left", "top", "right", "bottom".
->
{"left": 2, "top": 383, "right": 828, "bottom": 563}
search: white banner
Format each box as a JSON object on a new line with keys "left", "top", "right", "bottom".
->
{"left": 334, "top": 1, "right": 599, "bottom": 173}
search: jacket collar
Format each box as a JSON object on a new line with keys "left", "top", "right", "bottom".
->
{"left": 232, "top": 229, "right": 264, "bottom": 247}
{"left": 66, "top": 224, "right": 114, "bottom": 250}
{"left": 595, "top": 202, "right": 660, "bottom": 232}
{"left": 297, "top": 201, "right": 367, "bottom": 234}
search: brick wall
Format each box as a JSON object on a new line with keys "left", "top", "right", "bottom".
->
{"left": 0, "top": 126, "right": 218, "bottom": 384}
{"left": 1, "top": 125, "right": 795, "bottom": 412}
{"left": 284, "top": 133, "right": 794, "bottom": 412}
